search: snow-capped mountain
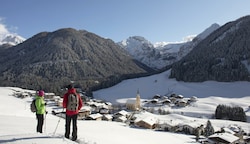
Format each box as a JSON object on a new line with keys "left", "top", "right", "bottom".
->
{"left": 118, "top": 36, "right": 164, "bottom": 69}
{"left": 118, "top": 23, "right": 220, "bottom": 70}
{"left": 0, "top": 33, "right": 25, "bottom": 46}
{"left": 0, "top": 28, "right": 25, "bottom": 46}
{"left": 177, "top": 23, "right": 220, "bottom": 59}
{"left": 195, "top": 23, "right": 220, "bottom": 40}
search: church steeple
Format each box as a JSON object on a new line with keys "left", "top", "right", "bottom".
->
{"left": 136, "top": 89, "right": 141, "bottom": 110}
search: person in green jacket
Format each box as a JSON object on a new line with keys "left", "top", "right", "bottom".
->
{"left": 35, "top": 90, "right": 46, "bottom": 133}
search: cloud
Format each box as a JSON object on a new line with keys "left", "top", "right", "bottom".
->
{"left": 182, "top": 35, "right": 196, "bottom": 42}
{"left": 0, "top": 17, "right": 19, "bottom": 36}
{"left": 0, "top": 18, "right": 25, "bottom": 45}
{"left": 0, "top": 17, "right": 10, "bottom": 35}
{"left": 0, "top": 23, "right": 9, "bottom": 34}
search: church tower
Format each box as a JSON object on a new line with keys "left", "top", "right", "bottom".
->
{"left": 135, "top": 89, "right": 141, "bottom": 110}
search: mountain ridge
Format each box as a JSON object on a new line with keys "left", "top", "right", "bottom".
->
{"left": 170, "top": 15, "right": 250, "bottom": 82}
{"left": 0, "top": 28, "right": 150, "bottom": 94}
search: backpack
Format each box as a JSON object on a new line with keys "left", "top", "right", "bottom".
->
{"left": 30, "top": 99, "right": 37, "bottom": 113}
{"left": 66, "top": 93, "right": 79, "bottom": 111}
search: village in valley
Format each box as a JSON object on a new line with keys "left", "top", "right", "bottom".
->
{"left": 12, "top": 88, "right": 250, "bottom": 144}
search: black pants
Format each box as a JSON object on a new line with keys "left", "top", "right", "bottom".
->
{"left": 65, "top": 114, "right": 78, "bottom": 140}
{"left": 36, "top": 114, "right": 44, "bottom": 133}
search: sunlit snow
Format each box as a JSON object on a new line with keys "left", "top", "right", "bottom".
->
{"left": 0, "top": 70, "right": 250, "bottom": 143}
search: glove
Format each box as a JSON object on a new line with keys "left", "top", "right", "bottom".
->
{"left": 46, "top": 111, "right": 48, "bottom": 114}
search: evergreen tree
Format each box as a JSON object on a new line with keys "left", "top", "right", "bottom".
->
{"left": 215, "top": 104, "right": 247, "bottom": 122}
{"left": 204, "top": 120, "right": 214, "bottom": 137}
{"left": 194, "top": 125, "right": 204, "bottom": 142}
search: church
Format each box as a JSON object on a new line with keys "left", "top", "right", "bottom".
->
{"left": 126, "top": 90, "right": 141, "bottom": 111}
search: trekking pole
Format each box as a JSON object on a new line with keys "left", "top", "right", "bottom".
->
{"left": 53, "top": 108, "right": 64, "bottom": 135}
{"left": 44, "top": 112, "right": 47, "bottom": 133}
{"left": 44, "top": 101, "right": 48, "bottom": 134}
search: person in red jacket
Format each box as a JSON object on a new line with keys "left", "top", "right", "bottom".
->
{"left": 63, "top": 84, "right": 83, "bottom": 141}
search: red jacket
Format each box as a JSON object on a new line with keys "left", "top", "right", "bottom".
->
{"left": 63, "top": 88, "right": 83, "bottom": 116}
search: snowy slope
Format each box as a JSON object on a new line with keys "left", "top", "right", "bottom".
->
{"left": 0, "top": 87, "right": 197, "bottom": 144}
{"left": 94, "top": 70, "right": 250, "bottom": 103}
{"left": 195, "top": 23, "right": 220, "bottom": 40}
{"left": 94, "top": 70, "right": 250, "bottom": 123}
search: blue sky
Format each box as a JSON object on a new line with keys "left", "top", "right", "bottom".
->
{"left": 1, "top": 0, "right": 250, "bottom": 43}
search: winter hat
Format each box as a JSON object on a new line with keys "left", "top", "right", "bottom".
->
{"left": 66, "top": 84, "right": 73, "bottom": 89}
{"left": 38, "top": 90, "right": 45, "bottom": 96}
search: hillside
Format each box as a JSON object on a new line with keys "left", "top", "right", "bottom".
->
{"left": 94, "top": 70, "right": 250, "bottom": 104}
{"left": 170, "top": 15, "right": 250, "bottom": 82}
{"left": 0, "top": 28, "right": 151, "bottom": 94}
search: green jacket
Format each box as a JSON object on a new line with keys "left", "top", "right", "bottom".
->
{"left": 35, "top": 95, "right": 46, "bottom": 114}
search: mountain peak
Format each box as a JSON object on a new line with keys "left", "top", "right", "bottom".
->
{"left": 0, "top": 33, "right": 25, "bottom": 45}
{"left": 0, "top": 24, "right": 26, "bottom": 46}
{"left": 195, "top": 23, "right": 220, "bottom": 40}
{"left": 120, "top": 36, "right": 152, "bottom": 47}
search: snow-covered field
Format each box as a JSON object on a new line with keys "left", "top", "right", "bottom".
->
{"left": 0, "top": 70, "right": 250, "bottom": 144}
{"left": 94, "top": 70, "right": 250, "bottom": 104}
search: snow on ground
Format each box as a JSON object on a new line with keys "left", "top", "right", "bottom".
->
{"left": 94, "top": 70, "right": 250, "bottom": 104}
{"left": 0, "top": 87, "right": 197, "bottom": 144}
{"left": 0, "top": 70, "right": 250, "bottom": 143}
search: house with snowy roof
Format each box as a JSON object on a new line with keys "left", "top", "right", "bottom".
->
{"left": 114, "top": 110, "right": 129, "bottom": 117}
{"left": 113, "top": 110, "right": 129, "bottom": 122}
{"left": 85, "top": 113, "right": 103, "bottom": 121}
{"left": 135, "top": 117, "right": 158, "bottom": 129}
{"left": 152, "top": 94, "right": 161, "bottom": 99}
{"left": 175, "top": 99, "right": 187, "bottom": 107}
{"left": 207, "top": 132, "right": 240, "bottom": 144}
{"left": 99, "top": 106, "right": 109, "bottom": 114}
{"left": 157, "top": 123, "right": 173, "bottom": 132}
{"left": 78, "top": 106, "right": 91, "bottom": 119}
{"left": 102, "top": 114, "right": 113, "bottom": 121}
{"left": 160, "top": 99, "right": 171, "bottom": 105}
{"left": 114, "top": 115, "right": 127, "bottom": 123}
